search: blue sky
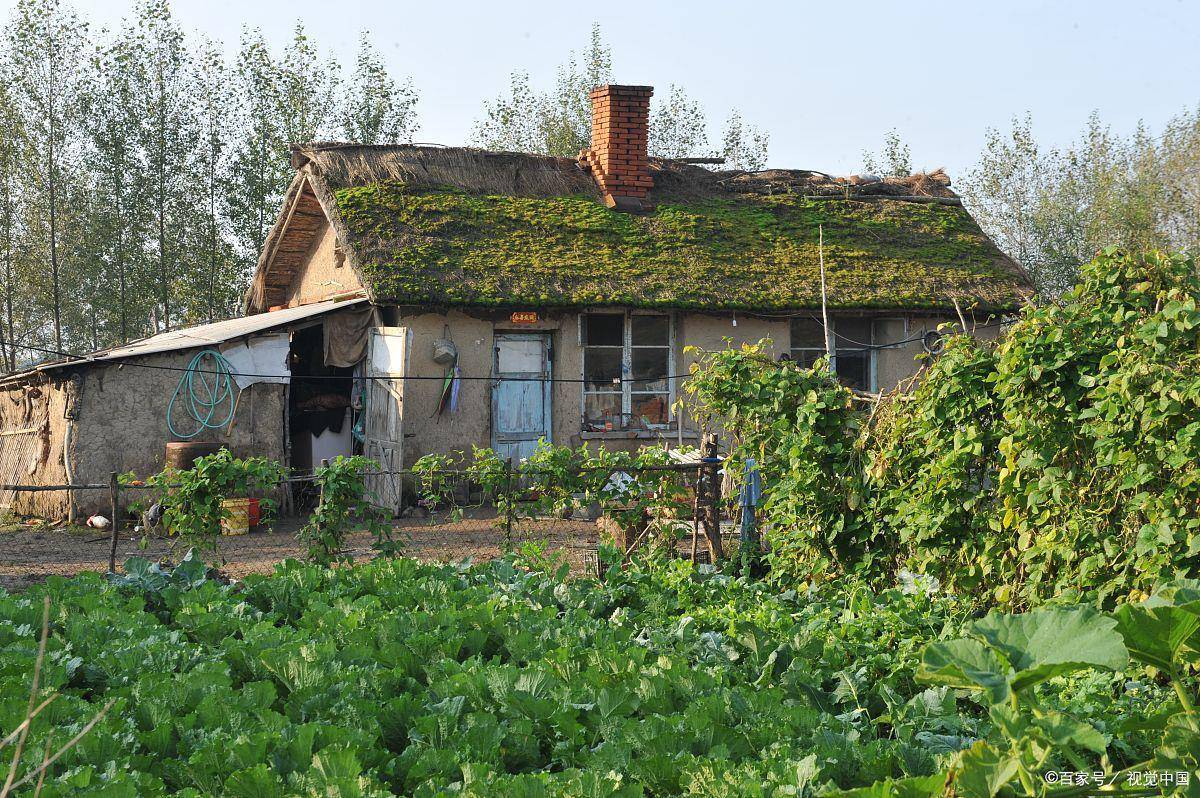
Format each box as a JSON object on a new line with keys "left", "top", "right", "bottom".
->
{"left": 18, "top": 0, "right": 1200, "bottom": 179}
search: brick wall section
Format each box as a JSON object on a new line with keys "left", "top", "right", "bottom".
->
{"left": 579, "top": 84, "right": 653, "bottom": 210}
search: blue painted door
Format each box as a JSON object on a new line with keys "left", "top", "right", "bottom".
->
{"left": 492, "top": 333, "right": 551, "bottom": 464}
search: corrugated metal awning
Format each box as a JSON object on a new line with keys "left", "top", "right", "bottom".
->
{"left": 5, "top": 297, "right": 368, "bottom": 381}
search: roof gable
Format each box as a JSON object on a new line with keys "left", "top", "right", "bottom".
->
{"left": 249, "top": 175, "right": 338, "bottom": 311}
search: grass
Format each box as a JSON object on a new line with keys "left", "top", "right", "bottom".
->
{"left": 332, "top": 183, "right": 1029, "bottom": 312}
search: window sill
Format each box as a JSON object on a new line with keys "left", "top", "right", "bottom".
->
{"left": 579, "top": 429, "right": 699, "bottom": 441}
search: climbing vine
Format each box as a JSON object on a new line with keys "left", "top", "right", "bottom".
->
{"left": 686, "top": 249, "right": 1200, "bottom": 605}
{"left": 148, "top": 448, "right": 284, "bottom": 560}
{"left": 411, "top": 443, "right": 695, "bottom": 553}
{"left": 682, "top": 342, "right": 866, "bottom": 580}
{"left": 298, "top": 455, "right": 395, "bottom": 564}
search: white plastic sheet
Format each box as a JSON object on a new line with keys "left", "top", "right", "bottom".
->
{"left": 220, "top": 333, "right": 291, "bottom": 389}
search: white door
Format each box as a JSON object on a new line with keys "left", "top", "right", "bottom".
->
{"left": 364, "top": 327, "right": 410, "bottom": 514}
{"left": 492, "top": 333, "right": 551, "bottom": 464}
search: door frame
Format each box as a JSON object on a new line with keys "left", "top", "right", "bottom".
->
{"left": 491, "top": 331, "right": 553, "bottom": 459}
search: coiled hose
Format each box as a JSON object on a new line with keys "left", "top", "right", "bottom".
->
{"left": 167, "top": 349, "right": 240, "bottom": 439}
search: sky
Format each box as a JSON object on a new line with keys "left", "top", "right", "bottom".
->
{"left": 9, "top": 0, "right": 1200, "bottom": 180}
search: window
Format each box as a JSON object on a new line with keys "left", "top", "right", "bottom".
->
{"left": 790, "top": 317, "right": 876, "bottom": 391}
{"left": 583, "top": 312, "right": 674, "bottom": 430}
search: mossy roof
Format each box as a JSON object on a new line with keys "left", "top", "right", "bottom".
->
{"left": 253, "top": 144, "right": 1032, "bottom": 314}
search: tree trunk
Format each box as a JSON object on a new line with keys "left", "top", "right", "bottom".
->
{"left": 115, "top": 166, "right": 127, "bottom": 343}
{"left": 48, "top": 36, "right": 62, "bottom": 353}
{"left": 157, "top": 67, "right": 169, "bottom": 332}
{"left": 208, "top": 135, "right": 217, "bottom": 323}
{"left": 0, "top": 312, "right": 9, "bottom": 373}
{"left": 1, "top": 167, "right": 15, "bottom": 370}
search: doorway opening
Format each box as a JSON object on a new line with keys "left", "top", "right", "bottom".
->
{"left": 287, "top": 323, "right": 357, "bottom": 510}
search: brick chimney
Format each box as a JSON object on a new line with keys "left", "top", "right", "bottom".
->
{"left": 579, "top": 84, "right": 653, "bottom": 211}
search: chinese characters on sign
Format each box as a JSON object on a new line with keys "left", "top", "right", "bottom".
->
{"left": 510, "top": 311, "right": 539, "bottom": 325}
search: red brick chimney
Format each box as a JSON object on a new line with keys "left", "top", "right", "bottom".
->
{"left": 579, "top": 84, "right": 653, "bottom": 211}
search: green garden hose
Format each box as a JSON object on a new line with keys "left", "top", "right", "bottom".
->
{"left": 167, "top": 349, "right": 239, "bottom": 439}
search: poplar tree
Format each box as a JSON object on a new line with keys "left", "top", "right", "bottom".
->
{"left": 128, "top": 0, "right": 193, "bottom": 331}
{"left": 4, "top": 0, "right": 87, "bottom": 353}
{"left": 192, "top": 37, "right": 234, "bottom": 322}
{"left": 474, "top": 24, "right": 770, "bottom": 168}
{"left": 226, "top": 29, "right": 283, "bottom": 268}
{"left": 81, "top": 29, "right": 145, "bottom": 344}
{"left": 474, "top": 22, "right": 611, "bottom": 156}
{"left": 0, "top": 1, "right": 429, "bottom": 368}
{"left": 648, "top": 84, "right": 708, "bottom": 159}
{"left": 340, "top": 32, "right": 419, "bottom": 144}
{"left": 0, "top": 71, "right": 19, "bottom": 370}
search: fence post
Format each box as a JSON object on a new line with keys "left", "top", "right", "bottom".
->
{"left": 503, "top": 457, "right": 514, "bottom": 550}
{"left": 702, "top": 434, "right": 723, "bottom": 562}
{"left": 107, "top": 471, "right": 120, "bottom": 574}
{"left": 318, "top": 459, "right": 329, "bottom": 510}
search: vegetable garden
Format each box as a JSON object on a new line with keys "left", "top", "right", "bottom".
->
{"left": 0, "top": 248, "right": 1198, "bottom": 796}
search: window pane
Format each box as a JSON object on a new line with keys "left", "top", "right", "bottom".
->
{"left": 631, "top": 315, "right": 669, "bottom": 346}
{"left": 585, "top": 314, "right": 624, "bottom": 346}
{"left": 631, "top": 393, "right": 670, "bottom": 425}
{"left": 836, "top": 351, "right": 870, "bottom": 391}
{"left": 630, "top": 348, "right": 668, "bottom": 392}
{"left": 791, "top": 318, "right": 826, "bottom": 348}
{"left": 584, "top": 347, "right": 622, "bottom": 390}
{"left": 584, "top": 393, "right": 622, "bottom": 429}
{"left": 835, "top": 318, "right": 872, "bottom": 349}
{"left": 789, "top": 349, "right": 823, "bottom": 369}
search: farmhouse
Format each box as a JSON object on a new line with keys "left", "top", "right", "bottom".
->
{"left": 0, "top": 84, "right": 1031, "bottom": 518}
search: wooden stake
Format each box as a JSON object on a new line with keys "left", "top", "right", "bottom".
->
{"left": 952, "top": 297, "right": 969, "bottom": 333}
{"left": 702, "top": 434, "right": 723, "bottom": 562}
{"left": 107, "top": 472, "right": 120, "bottom": 574}
{"left": 689, "top": 485, "right": 701, "bottom": 564}
{"left": 819, "top": 224, "right": 834, "bottom": 370}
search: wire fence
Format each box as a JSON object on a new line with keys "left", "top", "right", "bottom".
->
{"left": 0, "top": 452, "right": 731, "bottom": 590}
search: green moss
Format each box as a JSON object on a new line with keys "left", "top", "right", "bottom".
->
{"left": 332, "top": 183, "right": 1029, "bottom": 311}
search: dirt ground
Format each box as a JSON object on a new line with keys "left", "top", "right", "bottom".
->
{"left": 0, "top": 508, "right": 602, "bottom": 591}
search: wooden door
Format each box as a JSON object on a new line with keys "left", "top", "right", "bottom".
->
{"left": 364, "top": 327, "right": 410, "bottom": 514}
{"left": 492, "top": 333, "right": 551, "bottom": 463}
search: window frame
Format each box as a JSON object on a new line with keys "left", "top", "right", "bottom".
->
{"left": 581, "top": 311, "right": 676, "bottom": 430}
{"left": 790, "top": 316, "right": 878, "bottom": 392}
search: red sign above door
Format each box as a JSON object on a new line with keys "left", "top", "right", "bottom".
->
{"left": 510, "top": 311, "right": 539, "bottom": 325}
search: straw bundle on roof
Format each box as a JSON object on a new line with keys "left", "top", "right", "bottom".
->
{"left": 294, "top": 143, "right": 600, "bottom": 199}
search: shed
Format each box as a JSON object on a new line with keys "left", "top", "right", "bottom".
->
{"left": 0, "top": 297, "right": 379, "bottom": 519}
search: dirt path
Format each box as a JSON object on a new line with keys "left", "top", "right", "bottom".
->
{"left": 0, "top": 510, "right": 601, "bottom": 591}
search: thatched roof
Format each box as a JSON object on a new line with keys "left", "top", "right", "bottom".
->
{"left": 248, "top": 143, "right": 1032, "bottom": 314}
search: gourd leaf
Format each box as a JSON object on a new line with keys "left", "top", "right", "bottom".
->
{"left": 952, "top": 741, "right": 1020, "bottom": 798}
{"left": 1114, "top": 602, "right": 1200, "bottom": 671}
{"left": 1032, "top": 712, "right": 1108, "bottom": 753}
{"left": 917, "top": 638, "right": 1011, "bottom": 704}
{"left": 1145, "top": 579, "right": 1200, "bottom": 608}
{"left": 1117, "top": 579, "right": 1200, "bottom": 670}
{"left": 971, "top": 607, "right": 1128, "bottom": 693}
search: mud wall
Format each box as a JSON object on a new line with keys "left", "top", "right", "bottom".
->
{"left": 74, "top": 349, "right": 286, "bottom": 485}
{"left": 282, "top": 222, "right": 363, "bottom": 308}
{"left": 0, "top": 375, "right": 74, "bottom": 518}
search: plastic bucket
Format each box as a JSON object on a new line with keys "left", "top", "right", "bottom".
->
{"left": 246, "top": 498, "right": 261, "bottom": 528}
{"left": 221, "top": 499, "right": 251, "bottom": 536}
